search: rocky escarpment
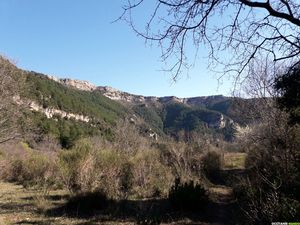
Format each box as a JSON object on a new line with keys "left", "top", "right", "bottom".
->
{"left": 45, "top": 76, "right": 234, "bottom": 130}
{"left": 47, "top": 75, "right": 230, "bottom": 106}
{"left": 47, "top": 76, "right": 97, "bottom": 91}
{"left": 13, "top": 96, "right": 90, "bottom": 123}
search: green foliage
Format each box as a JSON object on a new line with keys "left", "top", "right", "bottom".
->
{"left": 275, "top": 64, "right": 300, "bottom": 123}
{"left": 23, "top": 72, "right": 128, "bottom": 124}
{"left": 168, "top": 178, "right": 208, "bottom": 211}
{"left": 133, "top": 104, "right": 164, "bottom": 132}
{"left": 163, "top": 103, "right": 212, "bottom": 133}
{"left": 159, "top": 103, "right": 236, "bottom": 140}
{"left": 24, "top": 111, "right": 100, "bottom": 149}
{"left": 17, "top": 71, "right": 247, "bottom": 143}
{"left": 209, "top": 99, "right": 232, "bottom": 115}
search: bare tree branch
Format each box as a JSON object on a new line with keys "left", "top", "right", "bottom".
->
{"left": 121, "top": 0, "right": 300, "bottom": 83}
{"left": 0, "top": 56, "right": 21, "bottom": 144}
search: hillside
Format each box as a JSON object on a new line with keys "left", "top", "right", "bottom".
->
{"left": 0, "top": 59, "right": 257, "bottom": 147}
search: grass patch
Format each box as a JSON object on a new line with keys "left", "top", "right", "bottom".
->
{"left": 223, "top": 153, "right": 246, "bottom": 170}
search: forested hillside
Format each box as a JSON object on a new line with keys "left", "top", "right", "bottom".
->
{"left": 0, "top": 60, "right": 255, "bottom": 147}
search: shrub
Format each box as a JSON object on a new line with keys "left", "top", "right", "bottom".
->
{"left": 168, "top": 178, "right": 208, "bottom": 211}
{"left": 158, "top": 141, "right": 202, "bottom": 181}
{"left": 130, "top": 149, "right": 174, "bottom": 198}
{"left": 234, "top": 180, "right": 300, "bottom": 224}
{"left": 234, "top": 110, "right": 300, "bottom": 224}
{"left": 58, "top": 139, "right": 92, "bottom": 192}
{"left": 58, "top": 139, "right": 133, "bottom": 198}
{"left": 202, "top": 151, "right": 221, "bottom": 183}
{"left": 92, "top": 149, "right": 131, "bottom": 198}
{"left": 1, "top": 144, "right": 58, "bottom": 188}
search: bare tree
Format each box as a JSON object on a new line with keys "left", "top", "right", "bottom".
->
{"left": 121, "top": 0, "right": 300, "bottom": 83}
{"left": 0, "top": 56, "right": 21, "bottom": 144}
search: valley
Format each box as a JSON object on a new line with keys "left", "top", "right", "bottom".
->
{"left": 0, "top": 57, "right": 299, "bottom": 224}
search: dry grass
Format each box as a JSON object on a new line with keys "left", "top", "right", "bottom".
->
{"left": 222, "top": 153, "right": 247, "bottom": 170}
{"left": 0, "top": 182, "right": 214, "bottom": 225}
{"left": 0, "top": 181, "right": 115, "bottom": 225}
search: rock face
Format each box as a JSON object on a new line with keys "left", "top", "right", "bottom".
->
{"left": 47, "top": 76, "right": 97, "bottom": 91}
{"left": 14, "top": 96, "right": 90, "bottom": 123}
{"left": 97, "top": 86, "right": 145, "bottom": 102}
{"left": 48, "top": 75, "right": 230, "bottom": 107}
{"left": 208, "top": 114, "right": 226, "bottom": 129}
{"left": 60, "top": 78, "right": 97, "bottom": 91}
{"left": 43, "top": 76, "right": 233, "bottom": 130}
{"left": 28, "top": 101, "right": 90, "bottom": 122}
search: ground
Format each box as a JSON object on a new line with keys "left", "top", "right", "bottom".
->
{"left": 223, "top": 153, "right": 246, "bottom": 170}
{"left": 0, "top": 153, "right": 246, "bottom": 225}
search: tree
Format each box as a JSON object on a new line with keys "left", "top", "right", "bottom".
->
{"left": 121, "top": 1, "right": 300, "bottom": 82}
{"left": 0, "top": 56, "right": 21, "bottom": 143}
{"left": 275, "top": 62, "right": 300, "bottom": 123}
{"left": 234, "top": 106, "right": 300, "bottom": 223}
{"left": 232, "top": 62, "right": 300, "bottom": 223}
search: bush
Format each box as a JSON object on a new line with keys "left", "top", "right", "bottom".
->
{"left": 234, "top": 180, "right": 300, "bottom": 224}
{"left": 92, "top": 149, "right": 131, "bottom": 198}
{"left": 58, "top": 139, "right": 133, "bottom": 198}
{"left": 58, "top": 139, "right": 93, "bottom": 192}
{"left": 202, "top": 151, "right": 221, "bottom": 183}
{"left": 158, "top": 141, "right": 203, "bottom": 181}
{"left": 168, "top": 178, "right": 208, "bottom": 211}
{"left": 130, "top": 149, "right": 174, "bottom": 198}
{"left": 234, "top": 110, "right": 300, "bottom": 224}
{"left": 1, "top": 144, "right": 58, "bottom": 188}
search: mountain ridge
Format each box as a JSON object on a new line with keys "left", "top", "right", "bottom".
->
{"left": 46, "top": 75, "right": 231, "bottom": 106}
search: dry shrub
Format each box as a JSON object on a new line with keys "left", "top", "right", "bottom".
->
{"left": 91, "top": 149, "right": 130, "bottom": 199}
{"left": 33, "top": 194, "right": 52, "bottom": 213}
{"left": 58, "top": 138, "right": 175, "bottom": 199}
{"left": 58, "top": 139, "right": 92, "bottom": 192}
{"left": 58, "top": 139, "right": 132, "bottom": 198}
{"left": 113, "top": 119, "right": 149, "bottom": 153}
{"left": 234, "top": 110, "right": 300, "bottom": 223}
{"left": 1, "top": 142, "right": 59, "bottom": 188}
{"left": 130, "top": 149, "right": 174, "bottom": 198}
{"left": 202, "top": 151, "right": 221, "bottom": 183}
{"left": 158, "top": 141, "right": 203, "bottom": 182}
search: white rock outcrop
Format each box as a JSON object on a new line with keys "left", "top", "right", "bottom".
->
{"left": 28, "top": 101, "right": 90, "bottom": 122}
{"left": 13, "top": 96, "right": 90, "bottom": 123}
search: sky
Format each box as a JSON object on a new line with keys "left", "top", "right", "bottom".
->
{"left": 0, "top": 0, "right": 233, "bottom": 98}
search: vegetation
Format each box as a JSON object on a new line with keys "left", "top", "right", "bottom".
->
{"left": 23, "top": 72, "right": 128, "bottom": 124}
{"left": 275, "top": 63, "right": 300, "bottom": 124}
{"left": 168, "top": 178, "right": 208, "bottom": 212}
{"left": 122, "top": 1, "right": 300, "bottom": 83}
{"left": 1, "top": 55, "right": 300, "bottom": 224}
{"left": 0, "top": 57, "right": 22, "bottom": 144}
{"left": 202, "top": 151, "right": 221, "bottom": 183}
{"left": 0, "top": 143, "right": 59, "bottom": 189}
{"left": 231, "top": 66, "right": 300, "bottom": 223}
{"left": 12, "top": 68, "right": 242, "bottom": 148}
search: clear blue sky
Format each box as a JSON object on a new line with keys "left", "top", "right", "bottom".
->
{"left": 0, "top": 0, "right": 232, "bottom": 97}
